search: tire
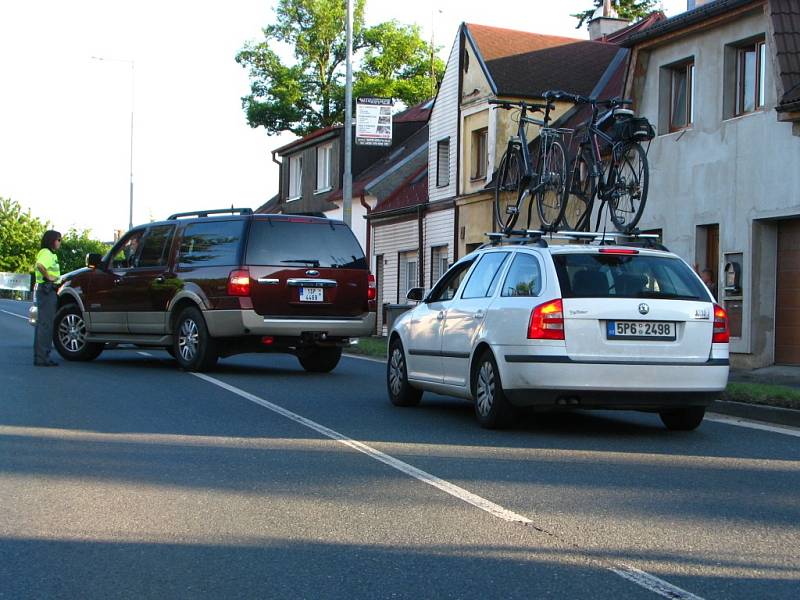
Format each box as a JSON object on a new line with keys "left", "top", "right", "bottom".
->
{"left": 173, "top": 306, "right": 218, "bottom": 372}
{"left": 473, "top": 351, "right": 516, "bottom": 429}
{"left": 53, "top": 304, "right": 104, "bottom": 361}
{"left": 609, "top": 142, "right": 648, "bottom": 232}
{"left": 387, "top": 338, "right": 422, "bottom": 407}
{"left": 494, "top": 147, "right": 524, "bottom": 233}
{"left": 562, "top": 148, "right": 595, "bottom": 231}
{"left": 298, "top": 346, "right": 342, "bottom": 373}
{"left": 659, "top": 406, "right": 705, "bottom": 431}
{"left": 535, "top": 139, "right": 568, "bottom": 229}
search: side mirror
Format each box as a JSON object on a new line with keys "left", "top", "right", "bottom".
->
{"left": 86, "top": 253, "right": 102, "bottom": 269}
{"left": 406, "top": 287, "right": 424, "bottom": 302}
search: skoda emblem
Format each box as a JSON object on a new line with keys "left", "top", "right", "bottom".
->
{"left": 638, "top": 303, "right": 650, "bottom": 315}
{"left": 305, "top": 269, "right": 320, "bottom": 276}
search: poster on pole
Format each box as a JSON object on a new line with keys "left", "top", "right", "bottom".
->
{"left": 356, "top": 97, "right": 393, "bottom": 146}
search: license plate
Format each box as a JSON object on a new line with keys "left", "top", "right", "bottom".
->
{"left": 607, "top": 320, "right": 676, "bottom": 340}
{"left": 300, "top": 287, "right": 323, "bottom": 302}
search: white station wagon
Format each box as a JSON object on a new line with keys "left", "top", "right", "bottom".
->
{"left": 386, "top": 233, "right": 729, "bottom": 430}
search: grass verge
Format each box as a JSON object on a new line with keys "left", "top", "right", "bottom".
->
{"left": 346, "top": 336, "right": 387, "bottom": 359}
{"left": 722, "top": 382, "right": 800, "bottom": 410}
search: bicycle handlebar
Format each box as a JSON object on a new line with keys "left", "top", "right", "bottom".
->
{"left": 488, "top": 99, "right": 555, "bottom": 113}
{"left": 542, "top": 89, "right": 633, "bottom": 108}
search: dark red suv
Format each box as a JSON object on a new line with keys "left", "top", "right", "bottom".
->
{"left": 52, "top": 209, "right": 376, "bottom": 372}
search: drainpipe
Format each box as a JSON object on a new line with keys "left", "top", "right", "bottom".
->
{"left": 272, "top": 150, "right": 282, "bottom": 208}
{"left": 360, "top": 192, "right": 372, "bottom": 268}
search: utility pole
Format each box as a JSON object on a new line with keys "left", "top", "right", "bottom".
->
{"left": 343, "top": 0, "right": 353, "bottom": 228}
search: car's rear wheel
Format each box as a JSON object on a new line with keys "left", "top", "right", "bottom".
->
{"left": 298, "top": 346, "right": 342, "bottom": 373}
{"left": 173, "top": 306, "right": 218, "bottom": 372}
{"left": 53, "top": 304, "right": 104, "bottom": 361}
{"left": 473, "top": 351, "right": 516, "bottom": 429}
{"left": 387, "top": 338, "right": 422, "bottom": 406}
{"left": 659, "top": 406, "right": 705, "bottom": 431}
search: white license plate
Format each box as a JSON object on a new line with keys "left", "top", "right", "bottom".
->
{"left": 607, "top": 320, "right": 676, "bottom": 340}
{"left": 300, "top": 287, "right": 324, "bottom": 302}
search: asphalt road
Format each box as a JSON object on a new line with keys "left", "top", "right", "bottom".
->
{"left": 1, "top": 298, "right": 799, "bottom": 599}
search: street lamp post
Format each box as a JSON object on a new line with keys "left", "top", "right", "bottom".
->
{"left": 91, "top": 56, "right": 135, "bottom": 230}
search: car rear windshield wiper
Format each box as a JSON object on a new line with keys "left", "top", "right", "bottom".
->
{"left": 281, "top": 259, "right": 320, "bottom": 267}
{"left": 637, "top": 291, "right": 702, "bottom": 300}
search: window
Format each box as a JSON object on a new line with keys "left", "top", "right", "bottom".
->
{"left": 502, "top": 253, "right": 542, "bottom": 297}
{"left": 137, "top": 225, "right": 176, "bottom": 268}
{"left": 110, "top": 230, "right": 145, "bottom": 269}
{"left": 736, "top": 40, "right": 766, "bottom": 115}
{"left": 436, "top": 139, "right": 450, "bottom": 187}
{"left": 288, "top": 154, "right": 303, "bottom": 200}
{"left": 399, "top": 250, "right": 418, "bottom": 300}
{"left": 462, "top": 252, "right": 509, "bottom": 299}
{"left": 471, "top": 128, "right": 488, "bottom": 180}
{"left": 430, "top": 245, "right": 449, "bottom": 286}
{"left": 428, "top": 259, "right": 475, "bottom": 302}
{"left": 669, "top": 60, "right": 694, "bottom": 131}
{"left": 177, "top": 220, "right": 245, "bottom": 268}
{"left": 315, "top": 143, "right": 332, "bottom": 192}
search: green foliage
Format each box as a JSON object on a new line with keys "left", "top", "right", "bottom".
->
{"left": 724, "top": 383, "right": 800, "bottom": 410}
{"left": 58, "top": 228, "right": 111, "bottom": 274}
{"left": 572, "top": 0, "right": 657, "bottom": 29}
{"left": 236, "top": 0, "right": 443, "bottom": 135}
{"left": 0, "top": 197, "right": 48, "bottom": 273}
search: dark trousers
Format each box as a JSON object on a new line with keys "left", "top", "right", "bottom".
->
{"left": 33, "top": 283, "right": 57, "bottom": 363}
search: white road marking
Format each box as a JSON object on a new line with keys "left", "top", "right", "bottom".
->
{"left": 192, "top": 372, "right": 706, "bottom": 600}
{"left": 706, "top": 413, "right": 800, "bottom": 438}
{"left": 343, "top": 353, "right": 385, "bottom": 364}
{"left": 0, "top": 309, "right": 28, "bottom": 321}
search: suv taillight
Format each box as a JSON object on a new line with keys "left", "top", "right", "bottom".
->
{"left": 367, "top": 273, "right": 376, "bottom": 301}
{"left": 528, "top": 299, "right": 564, "bottom": 340}
{"left": 227, "top": 269, "right": 251, "bottom": 297}
{"left": 712, "top": 303, "right": 729, "bottom": 343}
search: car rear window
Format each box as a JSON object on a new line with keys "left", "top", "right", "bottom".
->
{"left": 245, "top": 219, "right": 367, "bottom": 269}
{"left": 553, "top": 252, "right": 710, "bottom": 300}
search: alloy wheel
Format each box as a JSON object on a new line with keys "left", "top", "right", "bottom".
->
{"left": 178, "top": 318, "right": 199, "bottom": 361}
{"left": 58, "top": 313, "right": 86, "bottom": 353}
{"left": 388, "top": 347, "right": 404, "bottom": 397}
{"left": 476, "top": 360, "right": 495, "bottom": 416}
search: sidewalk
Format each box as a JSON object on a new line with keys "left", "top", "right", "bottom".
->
{"left": 711, "top": 365, "right": 800, "bottom": 428}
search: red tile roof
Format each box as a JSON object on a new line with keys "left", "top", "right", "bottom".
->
{"left": 393, "top": 99, "right": 433, "bottom": 123}
{"left": 466, "top": 24, "right": 580, "bottom": 61}
{"left": 372, "top": 166, "right": 428, "bottom": 215}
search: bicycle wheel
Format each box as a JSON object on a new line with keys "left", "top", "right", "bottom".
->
{"left": 494, "top": 147, "right": 524, "bottom": 233}
{"left": 535, "top": 139, "right": 568, "bottom": 229}
{"left": 562, "top": 148, "right": 595, "bottom": 231}
{"left": 609, "top": 142, "right": 648, "bottom": 231}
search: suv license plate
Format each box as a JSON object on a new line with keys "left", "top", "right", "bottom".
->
{"left": 300, "top": 287, "right": 323, "bottom": 302}
{"left": 607, "top": 321, "right": 676, "bottom": 340}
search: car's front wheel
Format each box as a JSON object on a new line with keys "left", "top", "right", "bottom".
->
{"left": 387, "top": 338, "right": 422, "bottom": 406}
{"left": 473, "top": 351, "right": 516, "bottom": 429}
{"left": 659, "top": 406, "right": 706, "bottom": 431}
{"left": 298, "top": 347, "right": 342, "bottom": 373}
{"left": 173, "top": 306, "right": 218, "bottom": 372}
{"left": 53, "top": 304, "right": 104, "bottom": 361}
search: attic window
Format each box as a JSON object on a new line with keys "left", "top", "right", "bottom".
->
{"left": 463, "top": 47, "right": 470, "bottom": 73}
{"left": 436, "top": 139, "right": 450, "bottom": 187}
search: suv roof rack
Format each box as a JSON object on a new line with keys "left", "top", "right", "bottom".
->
{"left": 167, "top": 207, "right": 254, "bottom": 220}
{"left": 481, "top": 229, "right": 668, "bottom": 251}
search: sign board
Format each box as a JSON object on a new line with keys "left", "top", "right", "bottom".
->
{"left": 0, "top": 272, "right": 32, "bottom": 291}
{"left": 356, "top": 97, "right": 393, "bottom": 146}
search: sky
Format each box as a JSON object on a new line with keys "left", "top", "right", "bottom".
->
{"left": 0, "top": 0, "right": 687, "bottom": 241}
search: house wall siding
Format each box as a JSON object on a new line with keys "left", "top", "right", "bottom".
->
{"left": 429, "top": 33, "right": 461, "bottom": 203}
{"left": 423, "top": 207, "right": 455, "bottom": 288}
{"left": 372, "top": 216, "right": 420, "bottom": 331}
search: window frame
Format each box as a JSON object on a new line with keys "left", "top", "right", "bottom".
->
{"left": 315, "top": 143, "right": 332, "bottom": 193}
{"left": 398, "top": 250, "right": 419, "bottom": 302}
{"left": 436, "top": 138, "right": 450, "bottom": 188}
{"left": 735, "top": 39, "right": 766, "bottom": 116}
{"left": 500, "top": 251, "right": 544, "bottom": 298}
{"left": 471, "top": 127, "right": 488, "bottom": 180}
{"left": 669, "top": 59, "right": 695, "bottom": 132}
{"left": 430, "top": 245, "right": 449, "bottom": 288}
{"left": 288, "top": 154, "right": 303, "bottom": 201}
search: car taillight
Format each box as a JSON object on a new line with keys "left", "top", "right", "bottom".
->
{"left": 227, "top": 269, "right": 251, "bottom": 297}
{"left": 598, "top": 248, "right": 639, "bottom": 254}
{"left": 367, "top": 273, "right": 377, "bottom": 301}
{"left": 528, "top": 299, "right": 564, "bottom": 340}
{"left": 712, "top": 303, "right": 729, "bottom": 343}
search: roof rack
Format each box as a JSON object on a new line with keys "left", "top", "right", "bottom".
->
{"left": 167, "top": 207, "right": 253, "bottom": 220}
{"left": 481, "top": 229, "right": 668, "bottom": 251}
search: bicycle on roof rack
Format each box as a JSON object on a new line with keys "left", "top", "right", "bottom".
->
{"left": 553, "top": 91, "right": 654, "bottom": 233}
{"left": 490, "top": 92, "right": 572, "bottom": 235}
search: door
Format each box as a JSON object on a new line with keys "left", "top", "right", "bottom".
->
{"left": 776, "top": 219, "right": 800, "bottom": 364}
{"left": 125, "top": 224, "right": 178, "bottom": 334}
{"left": 405, "top": 258, "right": 475, "bottom": 382}
{"left": 441, "top": 251, "right": 510, "bottom": 386}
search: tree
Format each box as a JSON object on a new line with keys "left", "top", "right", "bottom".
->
{"left": 236, "top": 0, "right": 444, "bottom": 136}
{"left": 58, "top": 228, "right": 111, "bottom": 274}
{"left": 572, "top": 0, "right": 657, "bottom": 29}
{"left": 0, "top": 197, "right": 48, "bottom": 273}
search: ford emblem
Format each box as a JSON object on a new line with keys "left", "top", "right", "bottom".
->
{"left": 638, "top": 303, "right": 649, "bottom": 315}
{"left": 306, "top": 269, "right": 320, "bottom": 276}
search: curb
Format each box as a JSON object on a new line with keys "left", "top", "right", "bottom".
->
{"left": 709, "top": 399, "right": 800, "bottom": 428}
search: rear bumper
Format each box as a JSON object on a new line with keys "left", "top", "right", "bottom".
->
{"left": 205, "top": 309, "right": 376, "bottom": 339}
{"left": 497, "top": 351, "right": 728, "bottom": 409}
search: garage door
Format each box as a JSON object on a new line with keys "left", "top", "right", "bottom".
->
{"left": 775, "top": 220, "right": 800, "bottom": 364}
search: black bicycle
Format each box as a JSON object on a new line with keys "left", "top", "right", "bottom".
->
{"left": 556, "top": 92, "right": 653, "bottom": 232}
{"left": 490, "top": 95, "right": 570, "bottom": 233}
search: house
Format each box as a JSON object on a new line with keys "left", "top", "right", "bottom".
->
{"left": 620, "top": 0, "right": 800, "bottom": 367}
{"left": 257, "top": 101, "right": 431, "bottom": 254}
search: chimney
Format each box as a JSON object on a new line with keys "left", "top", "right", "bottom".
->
{"left": 588, "top": 1, "right": 631, "bottom": 41}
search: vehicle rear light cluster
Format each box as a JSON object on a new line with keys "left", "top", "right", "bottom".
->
{"left": 528, "top": 298, "right": 564, "bottom": 340}
{"left": 712, "top": 303, "right": 729, "bottom": 343}
{"left": 598, "top": 248, "right": 639, "bottom": 255}
{"left": 227, "top": 269, "right": 251, "bottom": 297}
{"left": 367, "top": 273, "right": 377, "bottom": 301}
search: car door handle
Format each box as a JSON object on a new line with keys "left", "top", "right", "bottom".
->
{"left": 437, "top": 311, "right": 445, "bottom": 320}
{"left": 472, "top": 310, "right": 485, "bottom": 320}
{"left": 154, "top": 276, "right": 165, "bottom": 284}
